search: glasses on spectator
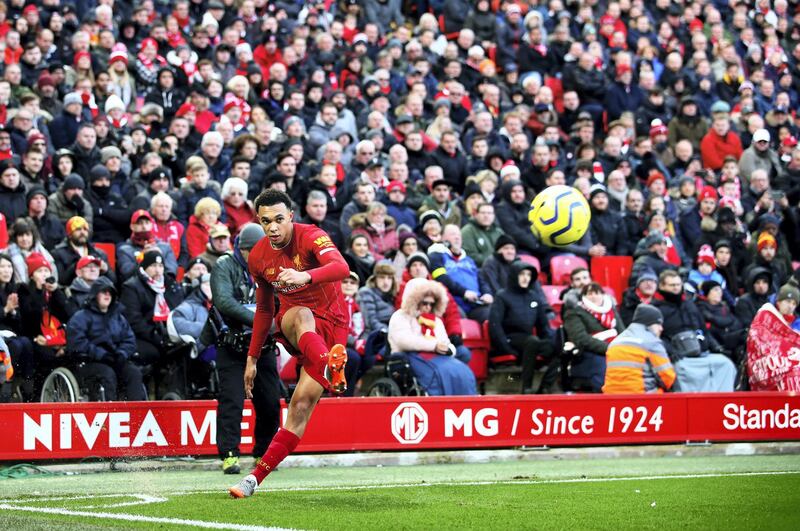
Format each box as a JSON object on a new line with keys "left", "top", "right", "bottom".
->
{"left": 228, "top": 191, "right": 244, "bottom": 196}
{"left": 420, "top": 300, "right": 435, "bottom": 308}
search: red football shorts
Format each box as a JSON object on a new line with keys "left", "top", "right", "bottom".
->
{"left": 274, "top": 312, "right": 347, "bottom": 390}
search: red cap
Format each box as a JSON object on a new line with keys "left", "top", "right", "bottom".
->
{"left": 386, "top": 180, "right": 406, "bottom": 194}
{"left": 76, "top": 255, "right": 102, "bottom": 272}
{"left": 698, "top": 185, "right": 719, "bottom": 202}
{"left": 23, "top": 4, "right": 38, "bottom": 15}
{"left": 73, "top": 50, "right": 91, "bottom": 66}
{"left": 25, "top": 253, "right": 51, "bottom": 277}
{"left": 783, "top": 135, "right": 798, "bottom": 147}
{"left": 223, "top": 99, "right": 242, "bottom": 113}
{"left": 689, "top": 19, "right": 704, "bottom": 33}
{"left": 175, "top": 103, "right": 197, "bottom": 117}
{"left": 130, "top": 209, "right": 154, "bottom": 224}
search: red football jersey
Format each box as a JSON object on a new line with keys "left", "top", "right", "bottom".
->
{"left": 247, "top": 223, "right": 350, "bottom": 357}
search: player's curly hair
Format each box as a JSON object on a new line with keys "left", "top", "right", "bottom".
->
{"left": 254, "top": 189, "right": 293, "bottom": 212}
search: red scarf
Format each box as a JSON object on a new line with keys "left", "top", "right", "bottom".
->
{"left": 580, "top": 297, "right": 617, "bottom": 332}
{"left": 634, "top": 288, "right": 652, "bottom": 304}
{"left": 418, "top": 312, "right": 438, "bottom": 358}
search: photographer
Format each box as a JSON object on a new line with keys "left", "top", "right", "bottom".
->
{"left": 211, "top": 223, "right": 280, "bottom": 475}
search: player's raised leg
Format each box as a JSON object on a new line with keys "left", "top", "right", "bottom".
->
{"left": 230, "top": 307, "right": 346, "bottom": 498}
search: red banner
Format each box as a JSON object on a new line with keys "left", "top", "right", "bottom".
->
{"left": 747, "top": 304, "right": 800, "bottom": 391}
{"left": 2, "top": 393, "right": 800, "bottom": 461}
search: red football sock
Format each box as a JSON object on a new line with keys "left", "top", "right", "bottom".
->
{"left": 252, "top": 428, "right": 300, "bottom": 484}
{"left": 298, "top": 330, "right": 329, "bottom": 362}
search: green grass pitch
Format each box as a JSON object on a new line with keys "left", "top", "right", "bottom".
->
{"left": 2, "top": 455, "right": 800, "bottom": 530}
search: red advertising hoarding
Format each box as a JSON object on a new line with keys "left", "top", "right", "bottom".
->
{"left": 2, "top": 393, "right": 799, "bottom": 461}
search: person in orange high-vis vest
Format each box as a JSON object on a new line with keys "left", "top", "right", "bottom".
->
{"left": 603, "top": 304, "right": 676, "bottom": 394}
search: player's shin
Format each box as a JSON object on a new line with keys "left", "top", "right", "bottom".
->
{"left": 251, "top": 428, "right": 300, "bottom": 484}
{"left": 298, "top": 331, "right": 329, "bottom": 363}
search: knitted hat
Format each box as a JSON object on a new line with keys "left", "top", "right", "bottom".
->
{"left": 499, "top": 161, "right": 520, "bottom": 180}
{"left": 109, "top": 48, "right": 129, "bottom": 65}
{"left": 25, "top": 253, "right": 51, "bottom": 277}
{"left": 419, "top": 210, "right": 444, "bottom": 228}
{"left": 777, "top": 284, "right": 800, "bottom": 303}
{"left": 589, "top": 183, "right": 608, "bottom": 201}
{"left": 66, "top": 216, "right": 89, "bottom": 235}
{"left": 701, "top": 280, "right": 721, "bottom": 296}
{"left": 37, "top": 72, "right": 55, "bottom": 89}
{"left": 635, "top": 267, "right": 658, "bottom": 286}
{"left": 646, "top": 171, "right": 667, "bottom": 188}
{"left": 237, "top": 223, "right": 265, "bottom": 250}
{"left": 405, "top": 252, "right": 430, "bottom": 271}
{"left": 649, "top": 119, "right": 668, "bottom": 138}
{"left": 757, "top": 232, "right": 777, "bottom": 252}
{"left": 101, "top": 145, "right": 122, "bottom": 163}
{"left": 386, "top": 180, "right": 406, "bottom": 194}
{"left": 494, "top": 233, "right": 517, "bottom": 251}
{"left": 644, "top": 231, "right": 667, "bottom": 248}
{"left": 76, "top": 255, "right": 102, "bottom": 272}
{"left": 63, "top": 174, "right": 85, "bottom": 191}
{"left": 63, "top": 92, "right": 83, "bottom": 108}
{"left": 698, "top": 185, "right": 718, "bottom": 202}
{"left": 139, "top": 250, "right": 164, "bottom": 270}
{"left": 717, "top": 207, "right": 736, "bottom": 225}
{"left": 695, "top": 244, "right": 716, "bottom": 269}
{"left": 26, "top": 186, "right": 47, "bottom": 204}
{"left": 372, "top": 261, "right": 396, "bottom": 277}
{"left": 632, "top": 304, "right": 663, "bottom": 327}
{"left": 175, "top": 103, "right": 197, "bottom": 117}
{"left": 89, "top": 164, "right": 111, "bottom": 183}
{"left": 104, "top": 94, "right": 125, "bottom": 114}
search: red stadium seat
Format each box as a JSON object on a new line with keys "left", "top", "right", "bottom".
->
{"left": 549, "top": 255, "right": 588, "bottom": 285}
{"left": 591, "top": 256, "right": 633, "bottom": 304}
{"left": 481, "top": 320, "right": 516, "bottom": 366}
{"left": 94, "top": 242, "right": 116, "bottom": 272}
{"left": 176, "top": 266, "right": 185, "bottom": 282}
{"left": 461, "top": 319, "right": 488, "bottom": 382}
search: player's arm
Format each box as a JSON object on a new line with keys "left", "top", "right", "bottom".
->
{"left": 247, "top": 274, "right": 275, "bottom": 360}
{"left": 277, "top": 230, "right": 350, "bottom": 286}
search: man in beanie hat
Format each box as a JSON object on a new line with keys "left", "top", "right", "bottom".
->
{"left": 742, "top": 232, "right": 788, "bottom": 293}
{"left": 461, "top": 202, "right": 505, "bottom": 267}
{"left": 695, "top": 278, "right": 745, "bottom": 351}
{"left": 775, "top": 284, "right": 800, "bottom": 330}
{"left": 688, "top": 244, "right": 726, "bottom": 295}
{"left": 0, "top": 160, "right": 28, "bottom": 223}
{"left": 51, "top": 216, "right": 114, "bottom": 286}
{"left": 479, "top": 233, "right": 517, "bottom": 297}
{"left": 198, "top": 223, "right": 232, "bottom": 269}
{"left": 631, "top": 231, "right": 678, "bottom": 284}
{"left": 47, "top": 173, "right": 93, "bottom": 225}
{"left": 211, "top": 221, "right": 280, "bottom": 476}
{"left": 117, "top": 209, "right": 178, "bottom": 279}
{"left": 26, "top": 186, "right": 65, "bottom": 250}
{"left": 678, "top": 185, "right": 717, "bottom": 254}
{"left": 603, "top": 304, "right": 676, "bottom": 394}
{"left": 85, "top": 164, "right": 129, "bottom": 243}
{"left": 620, "top": 267, "right": 658, "bottom": 326}
{"left": 229, "top": 189, "right": 352, "bottom": 497}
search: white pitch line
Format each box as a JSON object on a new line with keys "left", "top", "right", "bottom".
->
{"left": 0, "top": 503, "right": 297, "bottom": 531}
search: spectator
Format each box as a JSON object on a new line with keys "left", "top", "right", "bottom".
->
{"left": 619, "top": 189, "right": 646, "bottom": 256}
{"left": 129, "top": 165, "right": 177, "bottom": 212}
{"left": 118, "top": 250, "right": 185, "bottom": 365}
{"left": 461, "top": 202, "right": 505, "bottom": 268}
{"left": 66, "top": 277, "right": 145, "bottom": 401}
{"left": 678, "top": 186, "right": 718, "bottom": 255}
{"left": 47, "top": 174, "right": 93, "bottom": 226}
{"left": 700, "top": 110, "right": 743, "bottom": 171}
{"left": 653, "top": 270, "right": 736, "bottom": 392}
{"left": 170, "top": 272, "right": 216, "bottom": 361}
{"left": 417, "top": 177, "right": 462, "bottom": 227}
{"left": 687, "top": 245, "right": 727, "bottom": 296}
{"left": 49, "top": 92, "right": 83, "bottom": 150}
{"left": 85, "top": 165, "right": 129, "bottom": 243}
{"left": 480, "top": 234, "right": 518, "bottom": 297}
{"left": 339, "top": 180, "right": 375, "bottom": 243}
{"left": 341, "top": 270, "right": 374, "bottom": 397}
{"left": 299, "top": 190, "right": 343, "bottom": 249}
{"left": 177, "top": 157, "right": 223, "bottom": 225}
{"left": 356, "top": 262, "right": 397, "bottom": 338}
{"left": 348, "top": 201, "right": 399, "bottom": 262}
{"left": 696, "top": 280, "right": 745, "bottom": 355}
{"left": 620, "top": 268, "right": 658, "bottom": 326}
{"left": 198, "top": 223, "right": 232, "bottom": 269}
{"left": 0, "top": 160, "right": 28, "bottom": 223}
{"left": 344, "top": 233, "right": 376, "bottom": 288}
{"left": 66, "top": 255, "right": 103, "bottom": 309}
{"left": 742, "top": 232, "right": 788, "bottom": 293}
{"left": 221, "top": 177, "right": 254, "bottom": 237}
{"left": 631, "top": 231, "right": 678, "bottom": 284}
{"left": 6, "top": 218, "right": 58, "bottom": 284}
{"left": 415, "top": 209, "right": 444, "bottom": 251}
{"left": 668, "top": 96, "right": 708, "bottom": 151}
{"left": 738, "top": 128, "right": 783, "bottom": 184}
{"left": 26, "top": 187, "right": 66, "bottom": 250}
{"left": 117, "top": 210, "right": 178, "bottom": 279}
{"left": 186, "top": 198, "right": 224, "bottom": 260}
{"left": 588, "top": 184, "right": 623, "bottom": 256}
{"left": 51, "top": 216, "right": 114, "bottom": 286}
{"left": 496, "top": 180, "right": 545, "bottom": 258}
{"left": 384, "top": 180, "right": 416, "bottom": 231}
{"left": 564, "top": 282, "right": 625, "bottom": 392}
{"left": 151, "top": 191, "right": 188, "bottom": 266}
{"left": 387, "top": 277, "right": 477, "bottom": 396}
{"left": 0, "top": 253, "right": 35, "bottom": 401}
{"left": 603, "top": 304, "right": 676, "bottom": 394}
{"left": 429, "top": 224, "right": 492, "bottom": 322}
{"left": 489, "top": 261, "right": 557, "bottom": 393}
{"left": 735, "top": 267, "right": 775, "bottom": 325}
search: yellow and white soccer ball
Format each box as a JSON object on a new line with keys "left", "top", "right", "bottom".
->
{"left": 528, "top": 185, "right": 591, "bottom": 247}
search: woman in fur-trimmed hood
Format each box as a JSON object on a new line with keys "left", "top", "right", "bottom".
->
{"left": 348, "top": 201, "right": 399, "bottom": 261}
{"left": 387, "top": 278, "right": 476, "bottom": 396}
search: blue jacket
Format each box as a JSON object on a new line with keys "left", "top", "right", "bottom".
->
{"left": 66, "top": 278, "right": 137, "bottom": 362}
{"left": 428, "top": 242, "right": 484, "bottom": 312}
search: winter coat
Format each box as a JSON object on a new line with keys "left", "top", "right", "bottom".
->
{"left": 186, "top": 215, "right": 215, "bottom": 259}
{"left": 86, "top": 187, "right": 129, "bottom": 243}
{"left": 619, "top": 287, "right": 652, "bottom": 327}
{"left": 461, "top": 219, "right": 505, "bottom": 267}
{"left": 66, "top": 278, "right": 137, "bottom": 362}
{"left": 116, "top": 239, "right": 178, "bottom": 280}
{"left": 464, "top": 7, "right": 497, "bottom": 42}
{"left": 387, "top": 279, "right": 449, "bottom": 353}
{"left": 735, "top": 267, "right": 774, "bottom": 325}
{"left": 339, "top": 200, "right": 368, "bottom": 243}
{"left": 7, "top": 243, "right": 58, "bottom": 284}
{"left": 495, "top": 181, "right": 545, "bottom": 256}
{"left": 308, "top": 116, "right": 335, "bottom": 154}
{"left": 349, "top": 213, "right": 399, "bottom": 262}
{"left": 489, "top": 261, "right": 552, "bottom": 355}
{"left": 69, "top": 144, "right": 102, "bottom": 179}
{"left": 51, "top": 241, "right": 114, "bottom": 287}
{"left": 619, "top": 210, "right": 646, "bottom": 256}
{"left": 30, "top": 213, "right": 66, "bottom": 250}
{"left": 630, "top": 252, "right": 678, "bottom": 286}
{"left": 49, "top": 111, "right": 81, "bottom": 150}
{"left": 47, "top": 189, "right": 94, "bottom": 226}
{"left": 118, "top": 270, "right": 184, "bottom": 346}
{"left": 653, "top": 290, "right": 721, "bottom": 356}
{"left": 479, "top": 253, "right": 514, "bottom": 297}
{"left": 306, "top": 179, "right": 349, "bottom": 222}
{"left": 395, "top": 273, "right": 464, "bottom": 340}
{"left": 153, "top": 218, "right": 187, "bottom": 265}
{"left": 668, "top": 114, "right": 709, "bottom": 152}
{"left": 428, "top": 242, "right": 484, "bottom": 312}
{"left": 696, "top": 297, "right": 743, "bottom": 347}
{"left": 0, "top": 181, "right": 28, "bottom": 224}
{"left": 210, "top": 252, "right": 255, "bottom": 333}
{"left": 430, "top": 146, "right": 469, "bottom": 192}
{"left": 17, "top": 282, "right": 72, "bottom": 341}
{"left": 171, "top": 288, "right": 210, "bottom": 351}
{"left": 564, "top": 299, "right": 625, "bottom": 356}
{"left": 356, "top": 284, "right": 396, "bottom": 335}
{"left": 363, "top": 0, "right": 405, "bottom": 33}
{"left": 604, "top": 81, "right": 645, "bottom": 122}
{"left": 700, "top": 129, "right": 743, "bottom": 171}
{"left": 176, "top": 181, "right": 223, "bottom": 225}
{"left": 417, "top": 195, "right": 462, "bottom": 227}
{"left": 589, "top": 208, "right": 623, "bottom": 254}
{"left": 603, "top": 323, "right": 676, "bottom": 394}
{"left": 224, "top": 201, "right": 255, "bottom": 237}
{"left": 738, "top": 144, "right": 784, "bottom": 184}
{"left": 67, "top": 276, "right": 93, "bottom": 309}
{"left": 442, "top": 0, "right": 470, "bottom": 34}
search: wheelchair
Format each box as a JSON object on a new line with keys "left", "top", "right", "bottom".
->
{"left": 161, "top": 314, "right": 220, "bottom": 400}
{"left": 39, "top": 361, "right": 144, "bottom": 403}
{"left": 366, "top": 353, "right": 428, "bottom": 397}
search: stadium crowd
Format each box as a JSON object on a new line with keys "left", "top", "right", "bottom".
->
{"left": 0, "top": 0, "right": 799, "bottom": 402}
